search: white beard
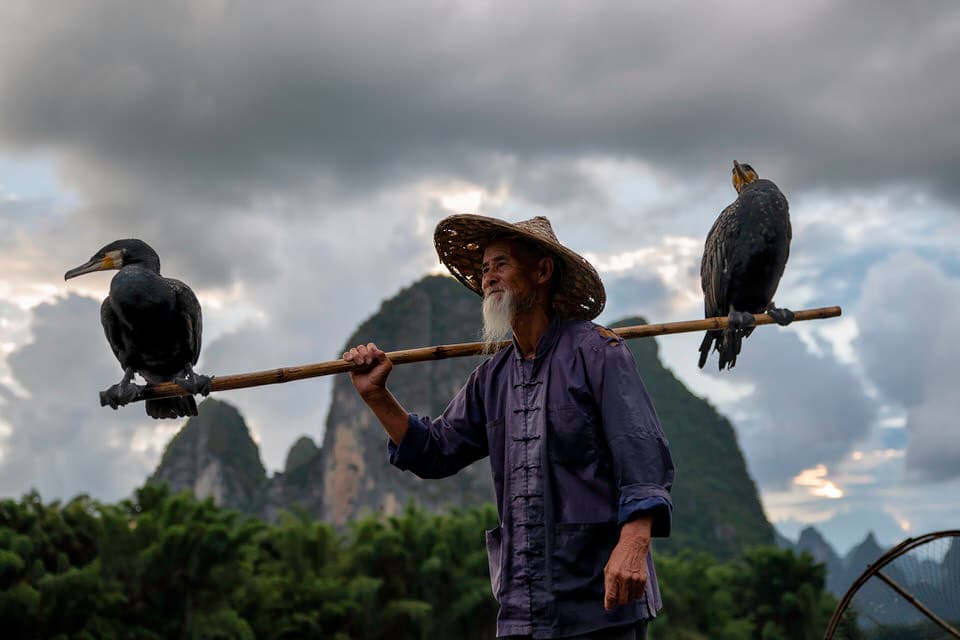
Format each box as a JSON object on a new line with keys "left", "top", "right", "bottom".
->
{"left": 481, "top": 289, "right": 515, "bottom": 354}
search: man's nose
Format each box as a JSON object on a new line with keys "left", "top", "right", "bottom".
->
{"left": 482, "top": 272, "right": 498, "bottom": 292}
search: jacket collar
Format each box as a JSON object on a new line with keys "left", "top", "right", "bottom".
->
{"left": 511, "top": 313, "right": 565, "bottom": 362}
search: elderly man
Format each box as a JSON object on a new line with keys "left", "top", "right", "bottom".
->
{"left": 344, "top": 215, "right": 674, "bottom": 639}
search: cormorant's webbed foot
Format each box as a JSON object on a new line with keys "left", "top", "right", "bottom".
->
{"left": 173, "top": 366, "right": 213, "bottom": 396}
{"left": 101, "top": 372, "right": 144, "bottom": 410}
{"left": 727, "top": 310, "right": 756, "bottom": 331}
{"left": 765, "top": 303, "right": 795, "bottom": 326}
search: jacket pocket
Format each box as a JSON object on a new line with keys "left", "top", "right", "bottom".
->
{"left": 547, "top": 405, "right": 597, "bottom": 466}
{"left": 551, "top": 521, "right": 618, "bottom": 597}
{"left": 485, "top": 526, "right": 503, "bottom": 598}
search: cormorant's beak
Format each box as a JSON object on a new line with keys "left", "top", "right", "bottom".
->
{"left": 732, "top": 160, "right": 757, "bottom": 193}
{"left": 733, "top": 161, "right": 748, "bottom": 183}
{"left": 64, "top": 255, "right": 115, "bottom": 280}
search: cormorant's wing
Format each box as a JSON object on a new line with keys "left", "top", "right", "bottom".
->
{"left": 701, "top": 200, "right": 740, "bottom": 318}
{"left": 100, "top": 297, "right": 128, "bottom": 367}
{"left": 168, "top": 278, "right": 203, "bottom": 365}
{"left": 752, "top": 181, "right": 793, "bottom": 302}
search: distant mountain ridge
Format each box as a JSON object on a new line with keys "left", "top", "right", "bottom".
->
{"left": 149, "top": 399, "right": 325, "bottom": 522}
{"left": 149, "top": 274, "right": 776, "bottom": 559}
{"left": 781, "top": 526, "right": 907, "bottom": 596}
{"left": 149, "top": 399, "right": 267, "bottom": 511}
{"left": 782, "top": 525, "right": 960, "bottom": 626}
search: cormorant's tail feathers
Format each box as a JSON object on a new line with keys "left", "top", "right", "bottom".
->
{"left": 698, "top": 331, "right": 718, "bottom": 369}
{"left": 145, "top": 395, "right": 198, "bottom": 419}
{"left": 701, "top": 325, "right": 756, "bottom": 370}
{"left": 717, "top": 328, "right": 744, "bottom": 370}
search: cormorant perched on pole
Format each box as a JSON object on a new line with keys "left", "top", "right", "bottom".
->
{"left": 65, "top": 239, "right": 212, "bottom": 418}
{"left": 698, "top": 161, "right": 794, "bottom": 370}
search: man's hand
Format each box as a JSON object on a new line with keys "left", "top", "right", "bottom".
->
{"left": 343, "top": 342, "right": 393, "bottom": 400}
{"left": 603, "top": 516, "right": 652, "bottom": 611}
{"left": 343, "top": 342, "right": 409, "bottom": 446}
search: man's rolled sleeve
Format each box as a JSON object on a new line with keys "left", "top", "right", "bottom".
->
{"left": 388, "top": 414, "right": 432, "bottom": 471}
{"left": 618, "top": 493, "right": 672, "bottom": 537}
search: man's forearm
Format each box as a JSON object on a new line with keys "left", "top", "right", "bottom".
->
{"left": 619, "top": 514, "right": 653, "bottom": 549}
{"left": 361, "top": 388, "right": 410, "bottom": 446}
{"left": 604, "top": 513, "right": 653, "bottom": 610}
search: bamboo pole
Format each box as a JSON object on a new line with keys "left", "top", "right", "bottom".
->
{"left": 104, "top": 305, "right": 841, "bottom": 406}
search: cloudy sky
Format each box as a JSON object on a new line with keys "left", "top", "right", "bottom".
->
{"left": 1, "top": 0, "right": 958, "bottom": 555}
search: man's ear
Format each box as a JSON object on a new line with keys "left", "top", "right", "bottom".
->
{"left": 536, "top": 256, "right": 555, "bottom": 285}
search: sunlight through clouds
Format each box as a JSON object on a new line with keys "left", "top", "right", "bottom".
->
{"left": 884, "top": 508, "right": 911, "bottom": 533}
{"left": 794, "top": 464, "right": 845, "bottom": 499}
{"left": 585, "top": 236, "right": 703, "bottom": 315}
{"left": 440, "top": 189, "right": 485, "bottom": 214}
{"left": 421, "top": 180, "right": 509, "bottom": 219}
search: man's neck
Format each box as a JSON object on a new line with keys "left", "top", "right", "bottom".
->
{"left": 511, "top": 304, "right": 553, "bottom": 360}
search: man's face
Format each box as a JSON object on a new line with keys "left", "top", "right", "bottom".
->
{"left": 481, "top": 239, "right": 537, "bottom": 303}
{"left": 479, "top": 239, "right": 539, "bottom": 352}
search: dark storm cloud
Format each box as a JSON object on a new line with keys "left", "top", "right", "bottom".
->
{"left": 1, "top": 0, "right": 958, "bottom": 219}
{"left": 501, "top": 158, "right": 609, "bottom": 211}
{"left": 0, "top": 295, "right": 171, "bottom": 501}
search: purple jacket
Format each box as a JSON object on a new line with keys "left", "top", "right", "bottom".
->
{"left": 389, "top": 315, "right": 674, "bottom": 638}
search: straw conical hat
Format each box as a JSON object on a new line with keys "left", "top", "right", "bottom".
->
{"left": 434, "top": 214, "right": 605, "bottom": 320}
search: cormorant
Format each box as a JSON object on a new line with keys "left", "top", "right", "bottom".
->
{"left": 64, "top": 239, "right": 212, "bottom": 418}
{"left": 698, "top": 161, "right": 794, "bottom": 370}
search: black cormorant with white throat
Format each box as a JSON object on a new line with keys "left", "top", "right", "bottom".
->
{"left": 65, "top": 239, "right": 212, "bottom": 418}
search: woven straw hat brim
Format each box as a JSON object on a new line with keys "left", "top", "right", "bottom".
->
{"left": 434, "top": 214, "right": 606, "bottom": 320}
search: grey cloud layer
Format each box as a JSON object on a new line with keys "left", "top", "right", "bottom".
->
{"left": 704, "top": 328, "right": 876, "bottom": 488}
{"left": 855, "top": 252, "right": 960, "bottom": 481}
{"left": 1, "top": 1, "right": 958, "bottom": 213}
{"left": 0, "top": 295, "right": 170, "bottom": 501}
{"left": 3, "top": 1, "right": 957, "bottom": 299}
